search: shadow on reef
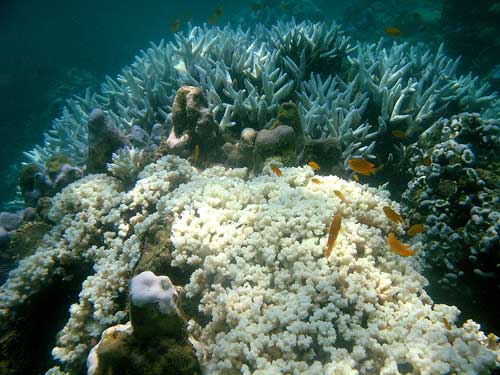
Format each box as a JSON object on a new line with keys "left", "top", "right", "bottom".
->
{"left": 0, "top": 261, "right": 91, "bottom": 375}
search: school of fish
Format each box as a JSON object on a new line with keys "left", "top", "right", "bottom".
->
{"left": 271, "top": 159, "right": 425, "bottom": 259}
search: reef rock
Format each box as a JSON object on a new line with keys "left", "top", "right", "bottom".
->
{"left": 87, "top": 108, "right": 128, "bottom": 174}
{"left": 87, "top": 271, "right": 199, "bottom": 375}
{"left": 167, "top": 86, "right": 220, "bottom": 162}
{"left": 253, "top": 125, "right": 296, "bottom": 170}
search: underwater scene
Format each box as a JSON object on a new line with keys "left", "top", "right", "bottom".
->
{"left": 1, "top": 0, "right": 500, "bottom": 374}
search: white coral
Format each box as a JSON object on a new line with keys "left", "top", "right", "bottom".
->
{"left": 152, "top": 163, "right": 499, "bottom": 375}
{"left": 106, "top": 145, "right": 145, "bottom": 185}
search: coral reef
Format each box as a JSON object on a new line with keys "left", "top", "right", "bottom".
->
{"left": 165, "top": 85, "right": 221, "bottom": 162}
{"left": 87, "top": 108, "right": 129, "bottom": 174}
{"left": 19, "top": 154, "right": 82, "bottom": 208}
{"left": 253, "top": 125, "right": 296, "bottom": 170}
{"left": 2, "top": 20, "right": 500, "bottom": 375}
{"left": 402, "top": 113, "right": 500, "bottom": 291}
{"left": 1, "top": 156, "right": 499, "bottom": 374}
{"left": 22, "top": 21, "right": 496, "bottom": 174}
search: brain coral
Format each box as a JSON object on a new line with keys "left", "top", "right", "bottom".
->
{"left": 1, "top": 156, "right": 499, "bottom": 375}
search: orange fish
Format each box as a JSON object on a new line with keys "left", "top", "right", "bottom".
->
{"left": 333, "top": 190, "right": 346, "bottom": 202}
{"left": 443, "top": 318, "right": 452, "bottom": 330}
{"left": 423, "top": 155, "right": 432, "bottom": 166}
{"left": 311, "top": 178, "right": 322, "bottom": 184}
{"left": 325, "top": 212, "right": 342, "bottom": 258}
{"left": 388, "top": 232, "right": 414, "bottom": 256}
{"left": 170, "top": 19, "right": 181, "bottom": 33}
{"left": 385, "top": 26, "right": 401, "bottom": 37}
{"left": 271, "top": 165, "right": 282, "bottom": 177}
{"left": 407, "top": 223, "right": 425, "bottom": 236}
{"left": 391, "top": 130, "right": 408, "bottom": 139}
{"left": 383, "top": 206, "right": 404, "bottom": 224}
{"left": 348, "top": 158, "right": 376, "bottom": 176}
{"left": 193, "top": 144, "right": 200, "bottom": 162}
{"left": 308, "top": 161, "right": 320, "bottom": 171}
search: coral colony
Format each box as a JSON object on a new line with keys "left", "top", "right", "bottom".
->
{"left": 0, "top": 21, "right": 499, "bottom": 374}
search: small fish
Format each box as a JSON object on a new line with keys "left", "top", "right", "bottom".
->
{"left": 391, "top": 130, "right": 408, "bottom": 139}
{"left": 182, "top": 13, "right": 193, "bottom": 22}
{"left": 443, "top": 317, "right": 452, "bottom": 330}
{"left": 353, "top": 174, "right": 359, "bottom": 182}
{"left": 311, "top": 178, "right": 322, "bottom": 184}
{"left": 333, "top": 190, "right": 346, "bottom": 202}
{"left": 388, "top": 232, "right": 415, "bottom": 256}
{"left": 279, "top": 1, "right": 291, "bottom": 12}
{"left": 325, "top": 212, "right": 342, "bottom": 258}
{"left": 348, "top": 158, "right": 376, "bottom": 176}
{"left": 373, "top": 163, "right": 384, "bottom": 174}
{"left": 251, "top": 2, "right": 265, "bottom": 11}
{"left": 170, "top": 19, "right": 181, "bottom": 33}
{"left": 385, "top": 26, "right": 401, "bottom": 37}
{"left": 214, "top": 5, "right": 223, "bottom": 17}
{"left": 193, "top": 144, "right": 200, "bottom": 162}
{"left": 423, "top": 155, "right": 432, "bottom": 166}
{"left": 383, "top": 206, "right": 404, "bottom": 224}
{"left": 308, "top": 161, "right": 320, "bottom": 171}
{"left": 407, "top": 223, "right": 425, "bottom": 236}
{"left": 271, "top": 165, "right": 282, "bottom": 177}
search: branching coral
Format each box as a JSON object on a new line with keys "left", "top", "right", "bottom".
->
{"left": 23, "top": 21, "right": 496, "bottom": 173}
{"left": 0, "top": 156, "right": 194, "bottom": 374}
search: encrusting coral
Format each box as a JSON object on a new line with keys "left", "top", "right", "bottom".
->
{"left": 1, "top": 156, "right": 498, "bottom": 375}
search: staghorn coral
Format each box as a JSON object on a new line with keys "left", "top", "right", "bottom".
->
{"left": 21, "top": 21, "right": 496, "bottom": 175}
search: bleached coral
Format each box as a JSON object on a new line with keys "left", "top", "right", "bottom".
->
{"left": 143, "top": 163, "right": 498, "bottom": 375}
{"left": 0, "top": 156, "right": 193, "bottom": 374}
{"left": 2, "top": 156, "right": 499, "bottom": 374}
{"left": 106, "top": 145, "right": 145, "bottom": 186}
{"left": 24, "top": 21, "right": 496, "bottom": 172}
